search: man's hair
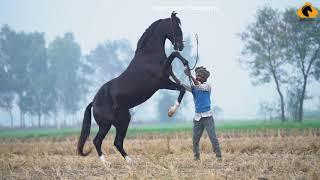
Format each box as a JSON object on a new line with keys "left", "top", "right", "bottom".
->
{"left": 195, "top": 66, "right": 210, "bottom": 79}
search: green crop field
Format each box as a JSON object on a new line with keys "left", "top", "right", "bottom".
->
{"left": 0, "top": 119, "right": 319, "bottom": 138}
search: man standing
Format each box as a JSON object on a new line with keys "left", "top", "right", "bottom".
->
{"left": 182, "top": 66, "right": 222, "bottom": 161}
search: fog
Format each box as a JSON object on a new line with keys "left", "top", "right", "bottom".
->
{"left": 0, "top": 0, "right": 320, "bottom": 128}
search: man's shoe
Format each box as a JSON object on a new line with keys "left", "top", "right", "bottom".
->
{"left": 194, "top": 156, "right": 200, "bottom": 161}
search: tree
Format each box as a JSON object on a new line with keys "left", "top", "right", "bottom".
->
{"left": 258, "top": 101, "right": 279, "bottom": 121}
{"left": 239, "top": 7, "right": 287, "bottom": 122}
{"left": 286, "top": 79, "right": 301, "bottom": 121}
{"left": 0, "top": 93, "right": 14, "bottom": 127}
{"left": 48, "top": 32, "right": 86, "bottom": 128}
{"left": 86, "top": 39, "right": 133, "bottom": 84}
{"left": 23, "top": 32, "right": 51, "bottom": 127}
{"left": 282, "top": 9, "right": 320, "bottom": 122}
{"left": 27, "top": 74, "right": 57, "bottom": 127}
{"left": 0, "top": 25, "right": 41, "bottom": 127}
{"left": 0, "top": 26, "right": 15, "bottom": 127}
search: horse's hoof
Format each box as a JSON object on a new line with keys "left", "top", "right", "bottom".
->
{"left": 100, "top": 155, "right": 111, "bottom": 168}
{"left": 168, "top": 111, "right": 174, "bottom": 117}
{"left": 168, "top": 107, "right": 176, "bottom": 117}
{"left": 125, "top": 156, "right": 133, "bottom": 164}
{"left": 125, "top": 156, "right": 132, "bottom": 163}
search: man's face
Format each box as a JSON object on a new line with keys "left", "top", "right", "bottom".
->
{"left": 196, "top": 72, "right": 207, "bottom": 83}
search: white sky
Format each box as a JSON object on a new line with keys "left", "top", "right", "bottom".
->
{"left": 0, "top": 0, "right": 319, "bottom": 120}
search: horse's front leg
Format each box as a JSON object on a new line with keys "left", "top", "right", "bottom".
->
{"left": 167, "top": 51, "right": 189, "bottom": 70}
{"left": 161, "top": 51, "right": 189, "bottom": 117}
{"left": 160, "top": 80, "right": 186, "bottom": 117}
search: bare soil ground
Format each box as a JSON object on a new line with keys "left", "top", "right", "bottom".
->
{"left": 0, "top": 132, "right": 320, "bottom": 179}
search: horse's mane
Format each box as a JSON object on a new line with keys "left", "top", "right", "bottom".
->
{"left": 135, "top": 19, "right": 162, "bottom": 54}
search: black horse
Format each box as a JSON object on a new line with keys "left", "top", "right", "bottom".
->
{"left": 77, "top": 12, "right": 189, "bottom": 164}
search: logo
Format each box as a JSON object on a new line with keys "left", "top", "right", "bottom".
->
{"left": 297, "top": 2, "right": 319, "bottom": 20}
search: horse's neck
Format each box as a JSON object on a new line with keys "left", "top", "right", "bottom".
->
{"left": 138, "top": 34, "right": 166, "bottom": 55}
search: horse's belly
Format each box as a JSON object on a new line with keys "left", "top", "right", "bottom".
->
{"left": 111, "top": 67, "right": 168, "bottom": 108}
{"left": 123, "top": 88, "right": 158, "bottom": 108}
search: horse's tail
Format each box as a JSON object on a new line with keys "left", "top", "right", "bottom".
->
{"left": 77, "top": 102, "right": 93, "bottom": 156}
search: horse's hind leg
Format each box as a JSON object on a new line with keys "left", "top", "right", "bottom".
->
{"left": 93, "top": 114, "right": 112, "bottom": 165}
{"left": 113, "top": 108, "right": 131, "bottom": 163}
{"left": 93, "top": 123, "right": 111, "bottom": 157}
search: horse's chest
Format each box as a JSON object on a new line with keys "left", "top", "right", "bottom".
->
{"left": 145, "top": 64, "right": 170, "bottom": 81}
{"left": 114, "top": 65, "right": 170, "bottom": 108}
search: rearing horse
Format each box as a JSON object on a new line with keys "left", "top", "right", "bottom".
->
{"left": 77, "top": 12, "right": 189, "bottom": 164}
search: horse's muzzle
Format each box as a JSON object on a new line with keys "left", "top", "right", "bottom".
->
{"left": 174, "top": 42, "right": 184, "bottom": 51}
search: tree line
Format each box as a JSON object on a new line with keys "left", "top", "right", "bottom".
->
{"left": 240, "top": 7, "right": 320, "bottom": 122}
{"left": 0, "top": 25, "right": 90, "bottom": 128}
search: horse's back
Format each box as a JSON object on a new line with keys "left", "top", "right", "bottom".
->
{"left": 92, "top": 52, "right": 170, "bottom": 110}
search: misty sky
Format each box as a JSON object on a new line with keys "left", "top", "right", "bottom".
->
{"left": 1, "top": 0, "right": 320, "bottom": 120}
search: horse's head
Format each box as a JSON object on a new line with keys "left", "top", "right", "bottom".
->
{"left": 135, "top": 11, "right": 184, "bottom": 54}
{"left": 164, "top": 12, "right": 184, "bottom": 51}
{"left": 302, "top": 5, "right": 312, "bottom": 17}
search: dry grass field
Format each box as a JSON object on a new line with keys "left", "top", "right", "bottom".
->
{"left": 0, "top": 131, "right": 320, "bottom": 180}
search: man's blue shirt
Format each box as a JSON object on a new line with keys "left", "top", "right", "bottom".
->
{"left": 191, "top": 83, "right": 211, "bottom": 113}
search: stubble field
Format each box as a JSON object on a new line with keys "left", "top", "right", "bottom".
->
{"left": 0, "top": 131, "right": 320, "bottom": 180}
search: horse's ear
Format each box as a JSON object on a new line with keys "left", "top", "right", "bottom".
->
{"left": 171, "top": 11, "right": 177, "bottom": 18}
